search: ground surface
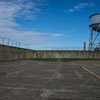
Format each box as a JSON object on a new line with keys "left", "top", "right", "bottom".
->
{"left": 0, "top": 60, "right": 100, "bottom": 100}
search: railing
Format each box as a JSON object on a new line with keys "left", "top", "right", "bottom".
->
{"left": 32, "top": 46, "right": 85, "bottom": 50}
{"left": 0, "top": 37, "right": 31, "bottom": 49}
{"left": 0, "top": 36, "right": 86, "bottom": 50}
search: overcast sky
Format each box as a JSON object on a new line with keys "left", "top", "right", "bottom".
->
{"left": 0, "top": 0, "right": 100, "bottom": 49}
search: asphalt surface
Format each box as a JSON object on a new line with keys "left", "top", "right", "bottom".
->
{"left": 0, "top": 60, "right": 100, "bottom": 100}
{"left": 80, "top": 62, "right": 100, "bottom": 76}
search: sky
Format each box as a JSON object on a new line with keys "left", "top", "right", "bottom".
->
{"left": 0, "top": 0, "right": 100, "bottom": 49}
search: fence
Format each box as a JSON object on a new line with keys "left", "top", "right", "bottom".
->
{"left": 0, "top": 36, "right": 86, "bottom": 50}
{"left": 32, "top": 46, "right": 85, "bottom": 50}
{"left": 0, "top": 37, "right": 31, "bottom": 49}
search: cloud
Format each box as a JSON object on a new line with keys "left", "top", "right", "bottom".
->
{"left": 0, "top": 0, "right": 43, "bottom": 28}
{"left": 64, "top": 2, "right": 95, "bottom": 13}
{"left": 0, "top": 0, "right": 65, "bottom": 47}
{"left": 0, "top": 1, "right": 20, "bottom": 27}
{"left": 0, "top": 27, "right": 48, "bottom": 45}
{"left": 0, "top": 0, "right": 48, "bottom": 46}
{"left": 52, "top": 33, "right": 64, "bottom": 37}
{"left": 0, "top": 0, "right": 42, "bottom": 22}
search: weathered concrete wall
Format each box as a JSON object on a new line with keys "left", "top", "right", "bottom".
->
{"left": 0, "top": 45, "right": 36, "bottom": 61}
{"left": 0, "top": 45, "right": 100, "bottom": 61}
{"left": 33, "top": 50, "right": 100, "bottom": 59}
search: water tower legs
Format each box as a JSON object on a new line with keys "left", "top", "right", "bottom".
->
{"left": 89, "top": 25, "right": 100, "bottom": 51}
{"left": 89, "top": 28, "right": 93, "bottom": 50}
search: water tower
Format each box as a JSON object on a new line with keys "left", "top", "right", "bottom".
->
{"left": 89, "top": 13, "right": 100, "bottom": 51}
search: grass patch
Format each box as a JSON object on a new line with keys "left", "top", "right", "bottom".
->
{"left": 33, "top": 58, "right": 100, "bottom": 62}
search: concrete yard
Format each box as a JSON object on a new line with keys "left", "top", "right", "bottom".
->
{"left": 0, "top": 60, "right": 100, "bottom": 100}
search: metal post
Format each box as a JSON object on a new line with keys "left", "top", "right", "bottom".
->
{"left": 3, "top": 37, "right": 4, "bottom": 45}
{"left": 89, "top": 27, "right": 93, "bottom": 50}
{"left": 12, "top": 41, "right": 13, "bottom": 46}
{"left": 8, "top": 39, "right": 10, "bottom": 46}
{"left": 19, "top": 43, "right": 20, "bottom": 48}
{"left": 24, "top": 43, "right": 26, "bottom": 48}
{"left": 16, "top": 42, "right": 17, "bottom": 47}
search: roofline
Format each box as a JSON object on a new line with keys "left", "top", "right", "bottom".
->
{"left": 89, "top": 13, "right": 100, "bottom": 18}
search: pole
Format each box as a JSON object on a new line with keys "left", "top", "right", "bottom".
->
{"left": 89, "top": 27, "right": 93, "bottom": 50}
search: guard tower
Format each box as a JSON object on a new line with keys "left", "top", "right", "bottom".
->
{"left": 89, "top": 13, "right": 100, "bottom": 51}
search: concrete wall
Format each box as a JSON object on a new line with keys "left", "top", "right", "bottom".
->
{"left": 33, "top": 50, "right": 100, "bottom": 59}
{"left": 0, "top": 45, "right": 100, "bottom": 61}
{"left": 0, "top": 45, "right": 36, "bottom": 61}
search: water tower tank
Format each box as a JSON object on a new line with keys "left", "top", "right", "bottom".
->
{"left": 89, "top": 13, "right": 100, "bottom": 32}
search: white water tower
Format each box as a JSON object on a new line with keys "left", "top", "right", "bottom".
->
{"left": 89, "top": 13, "right": 100, "bottom": 51}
